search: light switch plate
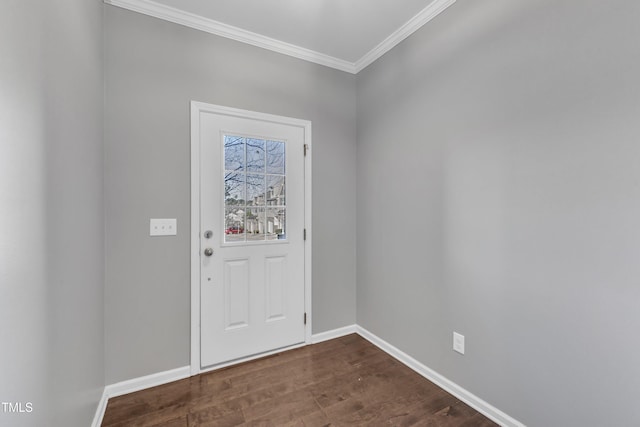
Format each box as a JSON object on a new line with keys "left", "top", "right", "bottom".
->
{"left": 453, "top": 332, "right": 465, "bottom": 355}
{"left": 150, "top": 218, "right": 177, "bottom": 236}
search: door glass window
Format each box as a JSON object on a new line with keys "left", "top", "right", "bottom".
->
{"left": 224, "top": 135, "right": 286, "bottom": 243}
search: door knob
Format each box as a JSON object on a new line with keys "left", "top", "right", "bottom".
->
{"left": 204, "top": 248, "right": 214, "bottom": 257}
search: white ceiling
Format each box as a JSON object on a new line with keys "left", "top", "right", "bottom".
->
{"left": 105, "top": 0, "right": 456, "bottom": 73}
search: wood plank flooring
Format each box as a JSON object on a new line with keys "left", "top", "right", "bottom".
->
{"left": 102, "top": 334, "right": 498, "bottom": 426}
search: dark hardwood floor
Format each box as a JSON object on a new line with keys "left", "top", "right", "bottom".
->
{"left": 102, "top": 334, "right": 498, "bottom": 426}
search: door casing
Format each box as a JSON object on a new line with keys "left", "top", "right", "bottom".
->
{"left": 190, "top": 101, "right": 312, "bottom": 375}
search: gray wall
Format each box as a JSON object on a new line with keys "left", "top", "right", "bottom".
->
{"left": 105, "top": 6, "right": 357, "bottom": 384}
{"left": 356, "top": 1, "right": 640, "bottom": 426}
{"left": 0, "top": 1, "right": 104, "bottom": 426}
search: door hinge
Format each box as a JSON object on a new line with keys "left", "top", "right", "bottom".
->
{"left": 303, "top": 229, "right": 306, "bottom": 240}
{"left": 304, "top": 312, "right": 307, "bottom": 325}
{"left": 304, "top": 144, "right": 309, "bottom": 156}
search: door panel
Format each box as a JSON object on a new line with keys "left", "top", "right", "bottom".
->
{"left": 265, "top": 256, "right": 287, "bottom": 322}
{"left": 223, "top": 259, "right": 249, "bottom": 330}
{"left": 198, "top": 110, "right": 306, "bottom": 368}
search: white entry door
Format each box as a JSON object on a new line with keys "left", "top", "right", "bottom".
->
{"left": 193, "top": 103, "right": 310, "bottom": 369}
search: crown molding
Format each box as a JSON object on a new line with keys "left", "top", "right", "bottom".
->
{"left": 104, "top": 0, "right": 357, "bottom": 73}
{"left": 104, "top": 0, "right": 456, "bottom": 75}
{"left": 354, "top": 0, "right": 456, "bottom": 73}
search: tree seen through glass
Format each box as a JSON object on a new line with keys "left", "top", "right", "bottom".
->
{"left": 224, "top": 135, "right": 286, "bottom": 242}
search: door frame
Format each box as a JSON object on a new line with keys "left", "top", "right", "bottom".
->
{"left": 190, "top": 101, "right": 312, "bottom": 375}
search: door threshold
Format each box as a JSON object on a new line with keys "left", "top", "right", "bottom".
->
{"left": 197, "top": 341, "right": 307, "bottom": 375}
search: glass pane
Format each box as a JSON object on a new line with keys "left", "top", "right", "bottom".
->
{"left": 246, "top": 174, "right": 265, "bottom": 206}
{"left": 266, "top": 140, "right": 285, "bottom": 174}
{"left": 246, "top": 207, "right": 265, "bottom": 241}
{"left": 224, "top": 172, "right": 245, "bottom": 205}
{"left": 221, "top": 135, "right": 287, "bottom": 243}
{"left": 246, "top": 138, "right": 265, "bottom": 173}
{"left": 266, "top": 175, "right": 285, "bottom": 206}
{"left": 225, "top": 207, "right": 245, "bottom": 242}
{"left": 224, "top": 136, "right": 244, "bottom": 171}
{"left": 267, "top": 207, "right": 286, "bottom": 240}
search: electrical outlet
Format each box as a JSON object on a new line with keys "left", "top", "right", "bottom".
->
{"left": 453, "top": 332, "right": 465, "bottom": 355}
{"left": 150, "top": 218, "right": 177, "bottom": 236}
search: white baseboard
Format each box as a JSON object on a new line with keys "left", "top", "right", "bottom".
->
{"left": 91, "top": 365, "right": 191, "bottom": 427}
{"left": 105, "top": 365, "right": 191, "bottom": 399}
{"left": 355, "top": 326, "right": 525, "bottom": 427}
{"left": 311, "top": 324, "right": 358, "bottom": 344}
{"left": 91, "top": 388, "right": 109, "bottom": 427}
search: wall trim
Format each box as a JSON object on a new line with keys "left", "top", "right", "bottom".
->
{"left": 104, "top": 366, "right": 191, "bottom": 399}
{"left": 311, "top": 324, "right": 358, "bottom": 344}
{"left": 354, "top": 0, "right": 456, "bottom": 73}
{"left": 355, "top": 326, "right": 525, "bottom": 427}
{"left": 103, "top": 0, "right": 456, "bottom": 75}
{"left": 91, "top": 366, "right": 190, "bottom": 427}
{"left": 103, "top": 0, "right": 356, "bottom": 73}
{"left": 90, "top": 388, "right": 109, "bottom": 427}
